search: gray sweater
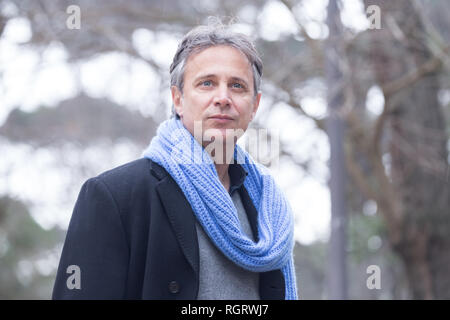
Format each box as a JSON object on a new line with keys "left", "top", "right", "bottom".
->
{"left": 196, "top": 189, "right": 260, "bottom": 300}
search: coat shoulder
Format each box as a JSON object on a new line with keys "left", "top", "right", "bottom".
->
{"left": 96, "top": 158, "right": 151, "bottom": 183}
{"left": 91, "top": 158, "right": 158, "bottom": 205}
{"left": 96, "top": 158, "right": 168, "bottom": 184}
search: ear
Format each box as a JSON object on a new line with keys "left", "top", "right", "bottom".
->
{"left": 171, "top": 85, "right": 183, "bottom": 117}
{"left": 250, "top": 92, "right": 262, "bottom": 121}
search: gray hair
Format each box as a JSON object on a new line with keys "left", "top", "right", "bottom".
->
{"left": 169, "top": 19, "right": 263, "bottom": 119}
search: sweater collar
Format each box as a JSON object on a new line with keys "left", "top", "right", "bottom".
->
{"left": 228, "top": 160, "right": 248, "bottom": 196}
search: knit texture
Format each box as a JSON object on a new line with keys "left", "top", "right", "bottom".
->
{"left": 142, "top": 118, "right": 298, "bottom": 300}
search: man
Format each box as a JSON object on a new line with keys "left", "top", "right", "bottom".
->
{"left": 52, "top": 21, "right": 297, "bottom": 300}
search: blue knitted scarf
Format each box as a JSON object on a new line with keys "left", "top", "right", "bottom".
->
{"left": 142, "top": 118, "right": 298, "bottom": 300}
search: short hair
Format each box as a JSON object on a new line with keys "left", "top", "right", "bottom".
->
{"left": 169, "top": 18, "right": 263, "bottom": 119}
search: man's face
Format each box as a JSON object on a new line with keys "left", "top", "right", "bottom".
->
{"left": 172, "top": 45, "right": 261, "bottom": 149}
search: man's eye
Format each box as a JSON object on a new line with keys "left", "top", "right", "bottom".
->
{"left": 232, "top": 83, "right": 243, "bottom": 89}
{"left": 201, "top": 80, "right": 212, "bottom": 86}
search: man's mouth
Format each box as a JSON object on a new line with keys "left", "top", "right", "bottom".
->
{"left": 209, "top": 114, "right": 234, "bottom": 122}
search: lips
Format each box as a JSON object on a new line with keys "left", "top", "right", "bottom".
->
{"left": 209, "top": 114, "right": 234, "bottom": 120}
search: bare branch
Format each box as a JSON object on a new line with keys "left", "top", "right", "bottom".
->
{"left": 381, "top": 47, "right": 448, "bottom": 98}
{"left": 286, "top": 95, "right": 325, "bottom": 131}
{"left": 412, "top": 0, "right": 450, "bottom": 70}
{"left": 279, "top": 0, "right": 324, "bottom": 65}
{"left": 90, "top": 23, "right": 164, "bottom": 74}
{"left": 373, "top": 46, "right": 449, "bottom": 156}
{"left": 345, "top": 142, "right": 380, "bottom": 204}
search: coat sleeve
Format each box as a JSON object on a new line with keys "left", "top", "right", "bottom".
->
{"left": 52, "top": 177, "right": 130, "bottom": 299}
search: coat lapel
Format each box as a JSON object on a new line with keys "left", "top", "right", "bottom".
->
{"left": 151, "top": 162, "right": 199, "bottom": 276}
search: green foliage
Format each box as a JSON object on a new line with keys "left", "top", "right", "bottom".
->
{"left": 0, "top": 196, "right": 64, "bottom": 299}
{"left": 348, "top": 212, "right": 385, "bottom": 264}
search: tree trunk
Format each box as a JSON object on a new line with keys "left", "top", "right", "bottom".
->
{"left": 325, "top": 0, "right": 348, "bottom": 300}
{"left": 364, "top": 0, "right": 450, "bottom": 299}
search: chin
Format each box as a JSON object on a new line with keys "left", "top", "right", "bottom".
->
{"left": 202, "top": 127, "right": 235, "bottom": 145}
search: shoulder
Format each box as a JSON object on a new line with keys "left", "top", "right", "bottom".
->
{"left": 78, "top": 158, "right": 171, "bottom": 213}
{"left": 96, "top": 158, "right": 168, "bottom": 182}
{"left": 87, "top": 158, "right": 159, "bottom": 202}
{"left": 96, "top": 158, "right": 152, "bottom": 183}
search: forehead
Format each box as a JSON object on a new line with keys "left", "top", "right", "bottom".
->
{"left": 184, "top": 45, "right": 253, "bottom": 80}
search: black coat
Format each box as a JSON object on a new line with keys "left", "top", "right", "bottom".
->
{"left": 52, "top": 158, "right": 285, "bottom": 299}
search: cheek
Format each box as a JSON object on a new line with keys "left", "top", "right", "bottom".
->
{"left": 189, "top": 93, "right": 212, "bottom": 113}
{"left": 235, "top": 97, "right": 255, "bottom": 116}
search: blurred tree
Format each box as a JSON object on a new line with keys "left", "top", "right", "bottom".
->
{"left": 357, "top": 0, "right": 450, "bottom": 299}
{"left": 0, "top": 196, "right": 63, "bottom": 299}
{"left": 325, "top": 0, "right": 348, "bottom": 300}
{"left": 279, "top": 0, "right": 449, "bottom": 299}
{"left": 0, "top": 94, "right": 157, "bottom": 147}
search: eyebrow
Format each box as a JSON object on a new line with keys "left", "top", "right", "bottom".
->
{"left": 193, "top": 74, "right": 250, "bottom": 87}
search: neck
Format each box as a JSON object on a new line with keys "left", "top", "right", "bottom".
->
{"left": 215, "top": 162, "right": 229, "bottom": 180}
{"left": 203, "top": 141, "right": 235, "bottom": 192}
{"left": 215, "top": 162, "right": 230, "bottom": 192}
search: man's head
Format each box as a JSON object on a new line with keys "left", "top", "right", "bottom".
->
{"left": 169, "top": 20, "right": 263, "bottom": 151}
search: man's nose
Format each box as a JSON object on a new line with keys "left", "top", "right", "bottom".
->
{"left": 213, "top": 85, "right": 231, "bottom": 107}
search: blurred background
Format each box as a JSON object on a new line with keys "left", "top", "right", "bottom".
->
{"left": 0, "top": 0, "right": 449, "bottom": 299}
